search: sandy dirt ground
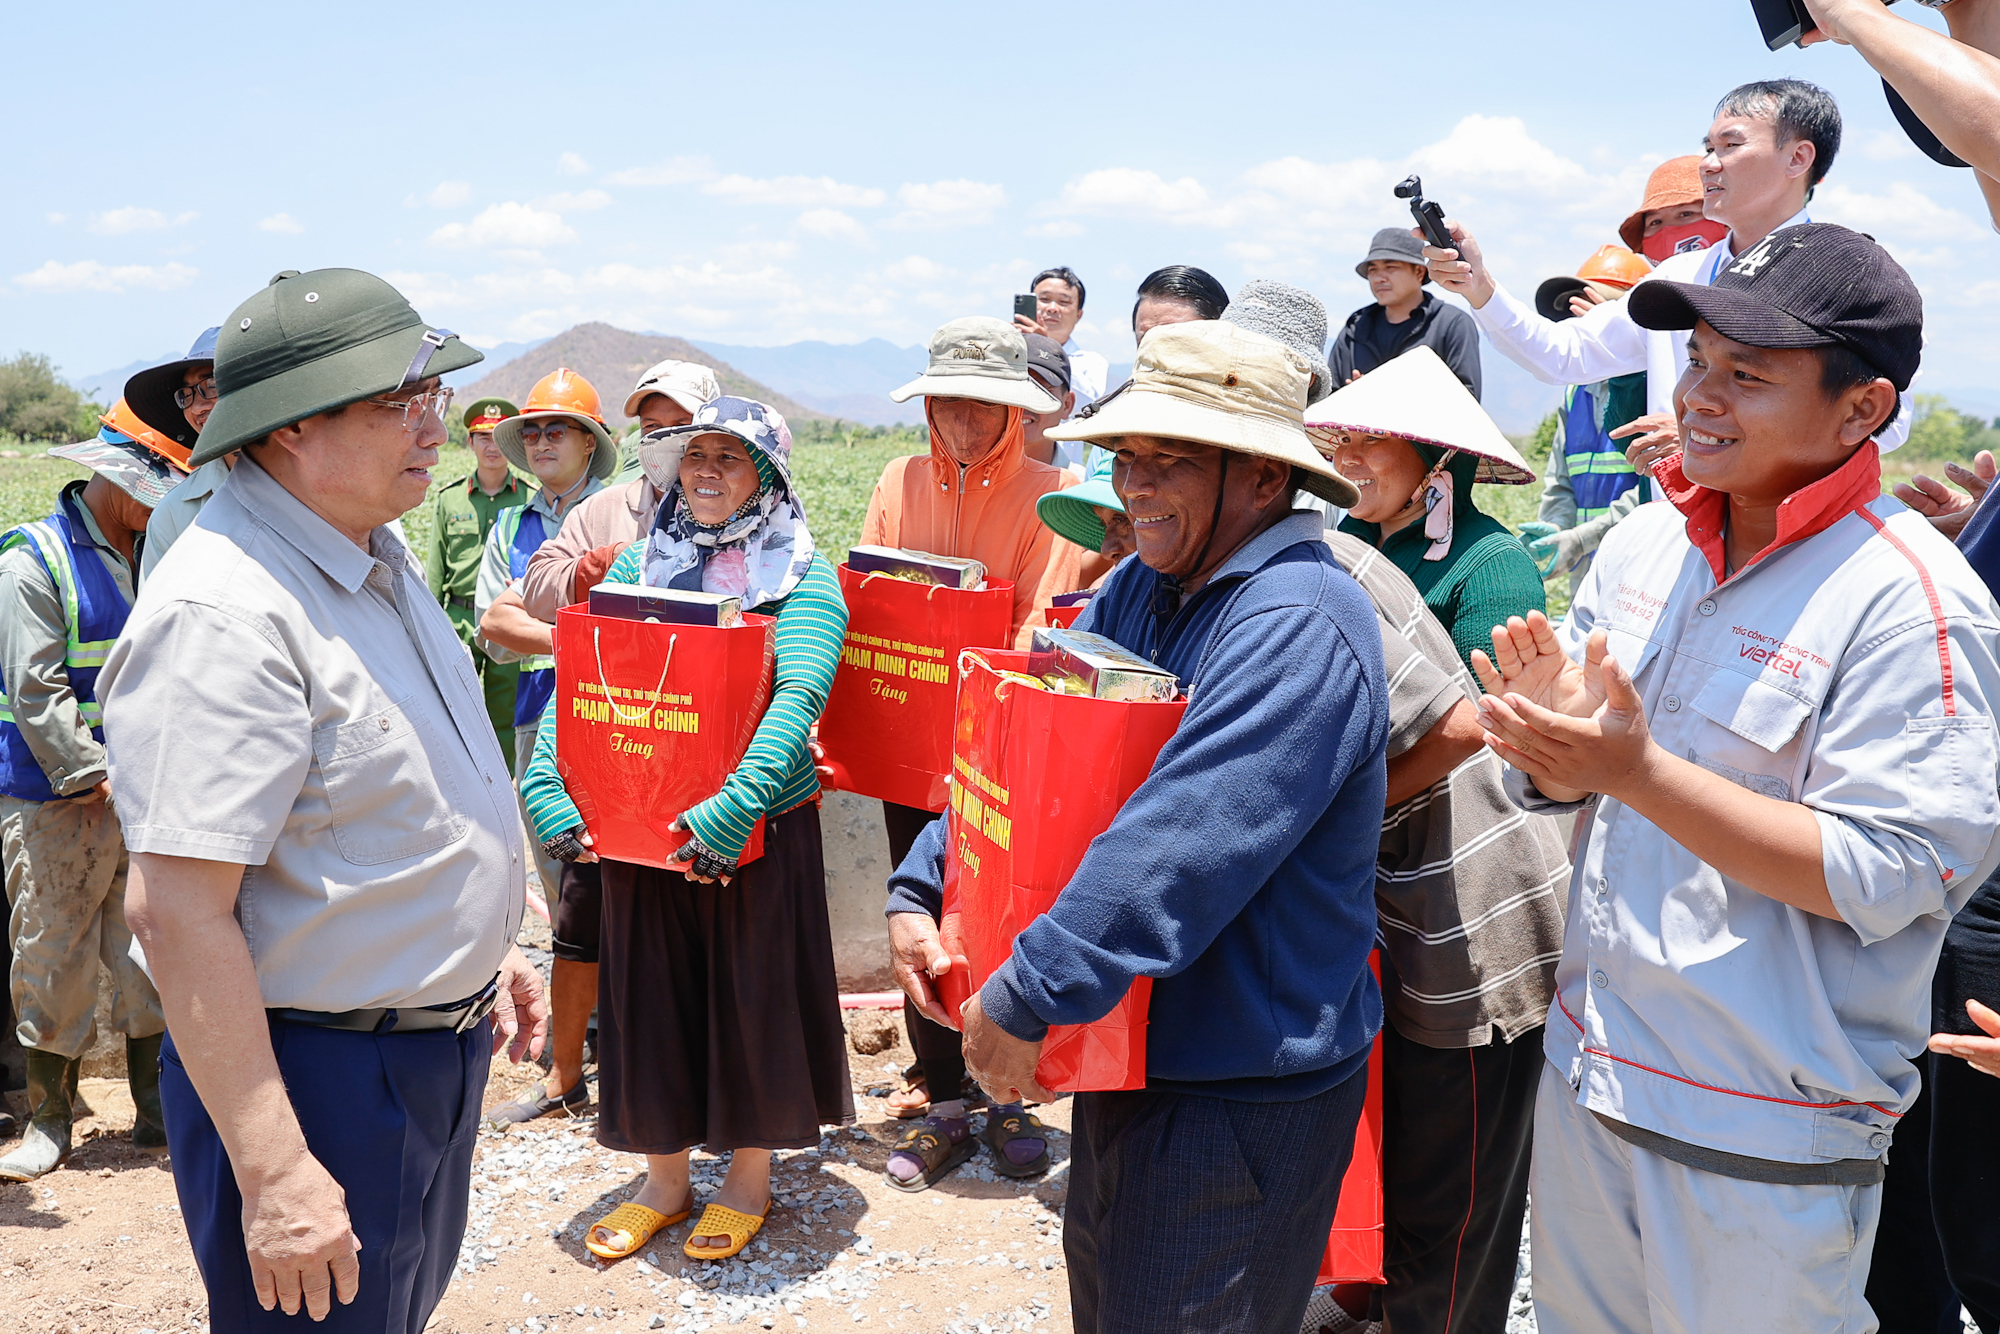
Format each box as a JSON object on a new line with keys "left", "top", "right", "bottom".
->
{"left": 0, "top": 1006, "right": 1080, "bottom": 1334}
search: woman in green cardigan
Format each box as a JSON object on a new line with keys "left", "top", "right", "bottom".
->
{"left": 521, "top": 397, "right": 851, "bottom": 1265}
{"left": 1310, "top": 346, "right": 1545, "bottom": 674}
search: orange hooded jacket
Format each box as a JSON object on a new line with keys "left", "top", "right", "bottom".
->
{"left": 858, "top": 404, "right": 1081, "bottom": 647}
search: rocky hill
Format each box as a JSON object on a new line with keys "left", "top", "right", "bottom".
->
{"left": 458, "top": 322, "right": 827, "bottom": 426}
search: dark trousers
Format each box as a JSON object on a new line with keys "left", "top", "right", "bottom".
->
{"left": 1065, "top": 1065, "right": 1369, "bottom": 1334}
{"left": 1378, "top": 1023, "right": 1542, "bottom": 1334}
{"left": 1873, "top": 868, "right": 2000, "bottom": 1334}
{"left": 160, "top": 1018, "right": 488, "bottom": 1333}
{"left": 1871, "top": 1051, "right": 2000, "bottom": 1334}
{"left": 884, "top": 801, "right": 966, "bottom": 1095}
{"left": 551, "top": 859, "right": 603, "bottom": 964}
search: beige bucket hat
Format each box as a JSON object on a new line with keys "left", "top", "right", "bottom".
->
{"left": 624, "top": 359, "right": 722, "bottom": 418}
{"left": 1304, "top": 345, "right": 1536, "bottom": 485}
{"left": 1046, "top": 319, "right": 1359, "bottom": 508}
{"left": 891, "top": 317, "right": 1061, "bottom": 414}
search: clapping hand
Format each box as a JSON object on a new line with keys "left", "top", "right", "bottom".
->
{"left": 1930, "top": 999, "right": 2000, "bottom": 1079}
{"left": 1894, "top": 451, "right": 1995, "bottom": 541}
{"left": 1472, "top": 616, "right": 1656, "bottom": 803}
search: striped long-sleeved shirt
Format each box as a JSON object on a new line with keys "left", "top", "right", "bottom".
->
{"left": 521, "top": 547, "right": 846, "bottom": 862}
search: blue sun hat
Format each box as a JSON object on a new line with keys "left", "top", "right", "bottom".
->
{"left": 1037, "top": 447, "right": 1124, "bottom": 552}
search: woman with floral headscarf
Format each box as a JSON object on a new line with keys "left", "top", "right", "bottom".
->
{"left": 519, "top": 397, "right": 853, "bottom": 1264}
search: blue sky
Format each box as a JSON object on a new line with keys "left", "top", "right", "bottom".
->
{"left": 8, "top": 0, "right": 1996, "bottom": 402}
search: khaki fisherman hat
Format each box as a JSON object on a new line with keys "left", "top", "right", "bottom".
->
{"left": 194, "top": 269, "right": 483, "bottom": 465}
{"left": 891, "top": 317, "right": 1061, "bottom": 414}
{"left": 1304, "top": 345, "right": 1536, "bottom": 485}
{"left": 1046, "top": 319, "right": 1359, "bottom": 508}
{"left": 624, "top": 359, "right": 722, "bottom": 419}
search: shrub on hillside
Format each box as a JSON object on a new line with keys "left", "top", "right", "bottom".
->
{"left": 0, "top": 353, "right": 98, "bottom": 442}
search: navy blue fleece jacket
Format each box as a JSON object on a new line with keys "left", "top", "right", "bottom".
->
{"left": 886, "top": 511, "right": 1389, "bottom": 1101}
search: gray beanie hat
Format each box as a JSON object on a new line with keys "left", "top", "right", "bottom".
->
{"left": 1355, "top": 225, "right": 1426, "bottom": 278}
{"left": 1221, "top": 280, "right": 1334, "bottom": 406}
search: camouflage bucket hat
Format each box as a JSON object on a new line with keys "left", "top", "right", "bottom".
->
{"left": 635, "top": 396, "right": 794, "bottom": 497}
{"left": 193, "top": 268, "right": 483, "bottom": 465}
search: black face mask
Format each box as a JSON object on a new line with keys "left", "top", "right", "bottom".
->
{"left": 1150, "top": 451, "right": 1229, "bottom": 620}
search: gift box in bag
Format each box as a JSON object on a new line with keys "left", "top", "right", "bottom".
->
{"left": 553, "top": 604, "right": 774, "bottom": 869}
{"left": 939, "top": 648, "right": 1185, "bottom": 1092}
{"left": 1316, "top": 951, "right": 1386, "bottom": 1285}
{"left": 817, "top": 565, "right": 1014, "bottom": 811}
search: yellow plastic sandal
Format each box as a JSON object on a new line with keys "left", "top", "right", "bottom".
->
{"left": 586, "top": 1197, "right": 693, "bottom": 1261}
{"left": 682, "top": 1200, "right": 771, "bottom": 1261}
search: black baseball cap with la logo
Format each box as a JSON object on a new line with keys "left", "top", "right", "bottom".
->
{"left": 1628, "top": 222, "right": 1922, "bottom": 392}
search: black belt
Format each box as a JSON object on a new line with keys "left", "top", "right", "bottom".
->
{"left": 448, "top": 594, "right": 476, "bottom": 612}
{"left": 269, "top": 973, "right": 500, "bottom": 1035}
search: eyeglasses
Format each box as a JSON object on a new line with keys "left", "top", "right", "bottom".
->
{"left": 517, "top": 422, "right": 572, "bottom": 445}
{"left": 173, "top": 376, "right": 219, "bottom": 409}
{"left": 360, "top": 384, "right": 455, "bottom": 432}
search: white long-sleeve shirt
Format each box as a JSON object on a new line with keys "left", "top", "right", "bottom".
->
{"left": 1472, "top": 210, "right": 1913, "bottom": 452}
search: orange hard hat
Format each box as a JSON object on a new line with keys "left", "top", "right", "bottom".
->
{"left": 99, "top": 397, "right": 193, "bottom": 471}
{"left": 523, "top": 367, "right": 606, "bottom": 425}
{"left": 1574, "top": 245, "right": 1652, "bottom": 289}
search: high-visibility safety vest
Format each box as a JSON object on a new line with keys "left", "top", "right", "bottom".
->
{"left": 0, "top": 496, "right": 132, "bottom": 802}
{"left": 1563, "top": 372, "right": 1651, "bottom": 522}
{"left": 495, "top": 506, "right": 557, "bottom": 728}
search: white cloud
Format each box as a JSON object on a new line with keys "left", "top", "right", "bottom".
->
{"left": 1859, "top": 130, "right": 1920, "bottom": 163}
{"left": 87, "top": 206, "right": 197, "bottom": 235}
{"left": 558, "top": 151, "right": 591, "bottom": 175}
{"left": 1814, "top": 181, "right": 1975, "bottom": 248}
{"left": 1026, "top": 219, "right": 1084, "bottom": 238}
{"left": 427, "top": 181, "right": 471, "bottom": 208}
{"left": 605, "top": 156, "right": 717, "bottom": 187}
{"left": 258, "top": 213, "right": 305, "bottom": 234}
{"left": 44, "top": 212, "right": 65, "bottom": 225}
{"left": 892, "top": 180, "right": 1007, "bottom": 228}
{"left": 430, "top": 202, "right": 577, "bottom": 250}
{"left": 797, "top": 209, "right": 871, "bottom": 245}
{"left": 1055, "top": 168, "right": 1221, "bottom": 223}
{"left": 703, "top": 174, "right": 886, "bottom": 208}
{"left": 13, "top": 260, "right": 198, "bottom": 293}
{"left": 884, "top": 256, "right": 949, "bottom": 284}
{"left": 537, "top": 189, "right": 611, "bottom": 212}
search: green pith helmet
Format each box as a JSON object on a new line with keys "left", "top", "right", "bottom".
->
{"left": 192, "top": 268, "right": 484, "bottom": 465}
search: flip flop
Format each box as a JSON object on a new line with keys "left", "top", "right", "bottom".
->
{"left": 585, "top": 1193, "right": 694, "bottom": 1261}
{"left": 683, "top": 1200, "right": 771, "bottom": 1261}
{"left": 487, "top": 1077, "right": 590, "bottom": 1128}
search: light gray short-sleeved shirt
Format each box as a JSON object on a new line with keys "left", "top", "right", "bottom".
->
{"left": 101, "top": 457, "right": 524, "bottom": 1011}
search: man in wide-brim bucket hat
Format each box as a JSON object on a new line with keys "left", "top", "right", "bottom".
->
{"left": 492, "top": 367, "right": 621, "bottom": 484}
{"left": 0, "top": 396, "right": 187, "bottom": 1182}
{"left": 123, "top": 325, "right": 221, "bottom": 458}
{"left": 884, "top": 317, "right": 1394, "bottom": 1332}
{"left": 97, "top": 267, "right": 547, "bottom": 1332}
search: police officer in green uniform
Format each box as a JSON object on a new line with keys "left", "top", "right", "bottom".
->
{"left": 420, "top": 397, "right": 527, "bottom": 766}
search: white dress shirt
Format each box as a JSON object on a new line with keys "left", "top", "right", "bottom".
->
{"left": 1471, "top": 210, "right": 1913, "bottom": 452}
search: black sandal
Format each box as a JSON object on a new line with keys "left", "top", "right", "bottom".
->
{"left": 486, "top": 1076, "right": 590, "bottom": 1128}
{"left": 883, "top": 1117, "right": 978, "bottom": 1193}
{"left": 980, "top": 1107, "right": 1052, "bottom": 1178}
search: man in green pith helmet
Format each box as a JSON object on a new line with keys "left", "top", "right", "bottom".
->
{"left": 420, "top": 396, "right": 527, "bottom": 766}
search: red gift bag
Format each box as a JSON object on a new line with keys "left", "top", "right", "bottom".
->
{"left": 1317, "top": 951, "right": 1386, "bottom": 1284}
{"left": 552, "top": 604, "right": 774, "bottom": 869}
{"left": 1044, "top": 603, "right": 1086, "bottom": 629}
{"left": 818, "top": 565, "right": 1015, "bottom": 812}
{"left": 939, "top": 648, "right": 1185, "bottom": 1092}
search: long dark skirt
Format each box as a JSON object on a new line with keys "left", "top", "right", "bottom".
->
{"left": 596, "top": 803, "right": 854, "bottom": 1154}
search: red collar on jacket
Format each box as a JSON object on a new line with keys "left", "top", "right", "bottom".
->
{"left": 1657, "top": 441, "right": 1882, "bottom": 584}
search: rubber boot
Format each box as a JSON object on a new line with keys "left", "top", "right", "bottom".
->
{"left": 0, "top": 1050, "right": 77, "bottom": 1181}
{"left": 126, "top": 1034, "right": 166, "bottom": 1149}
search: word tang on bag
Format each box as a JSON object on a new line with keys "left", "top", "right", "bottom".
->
{"left": 553, "top": 605, "right": 775, "bottom": 869}
{"left": 817, "top": 564, "right": 1014, "bottom": 812}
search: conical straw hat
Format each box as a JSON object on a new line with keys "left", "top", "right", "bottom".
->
{"left": 1303, "top": 345, "right": 1536, "bottom": 485}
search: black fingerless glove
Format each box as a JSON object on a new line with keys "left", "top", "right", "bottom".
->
{"left": 542, "top": 825, "right": 588, "bottom": 863}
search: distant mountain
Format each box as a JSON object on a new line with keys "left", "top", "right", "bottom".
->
{"left": 693, "top": 339, "right": 925, "bottom": 426}
{"left": 458, "top": 323, "right": 825, "bottom": 426}
{"left": 73, "top": 354, "right": 176, "bottom": 406}
{"left": 447, "top": 337, "right": 549, "bottom": 389}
